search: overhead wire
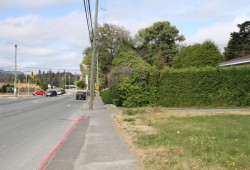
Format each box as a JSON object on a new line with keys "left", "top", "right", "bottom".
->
{"left": 87, "top": 0, "right": 94, "bottom": 35}
{"left": 83, "top": 0, "right": 94, "bottom": 43}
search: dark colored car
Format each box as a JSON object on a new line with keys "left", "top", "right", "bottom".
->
{"left": 33, "top": 90, "right": 46, "bottom": 96}
{"left": 61, "top": 89, "right": 66, "bottom": 94}
{"left": 76, "top": 91, "right": 86, "bottom": 100}
{"left": 46, "top": 90, "right": 57, "bottom": 97}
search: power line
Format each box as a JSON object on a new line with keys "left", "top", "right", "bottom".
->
{"left": 83, "top": 0, "right": 94, "bottom": 43}
{"left": 87, "top": 0, "right": 94, "bottom": 34}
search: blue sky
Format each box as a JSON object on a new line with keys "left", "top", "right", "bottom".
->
{"left": 0, "top": 0, "right": 249, "bottom": 74}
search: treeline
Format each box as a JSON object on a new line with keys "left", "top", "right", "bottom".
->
{"left": 82, "top": 21, "right": 249, "bottom": 87}
{"left": 87, "top": 20, "right": 250, "bottom": 107}
{"left": 34, "top": 70, "right": 80, "bottom": 90}
{"left": 0, "top": 70, "right": 25, "bottom": 83}
{"left": 0, "top": 69, "right": 81, "bottom": 90}
{"left": 101, "top": 53, "right": 250, "bottom": 108}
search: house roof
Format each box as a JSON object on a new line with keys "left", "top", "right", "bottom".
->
{"left": 219, "top": 55, "right": 250, "bottom": 67}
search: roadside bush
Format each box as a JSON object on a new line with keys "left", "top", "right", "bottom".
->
{"left": 157, "top": 66, "right": 250, "bottom": 107}
{"left": 112, "top": 99, "right": 123, "bottom": 107}
{"left": 1, "top": 84, "right": 13, "bottom": 93}
{"left": 110, "top": 51, "right": 155, "bottom": 108}
{"left": 100, "top": 89, "right": 120, "bottom": 104}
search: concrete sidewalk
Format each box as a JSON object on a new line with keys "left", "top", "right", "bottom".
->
{"left": 45, "top": 96, "right": 139, "bottom": 170}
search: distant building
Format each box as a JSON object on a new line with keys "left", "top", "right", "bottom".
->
{"left": 219, "top": 55, "right": 250, "bottom": 67}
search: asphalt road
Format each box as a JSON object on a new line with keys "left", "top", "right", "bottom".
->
{"left": 0, "top": 91, "right": 87, "bottom": 170}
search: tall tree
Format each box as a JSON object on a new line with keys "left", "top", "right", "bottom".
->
{"left": 224, "top": 21, "right": 250, "bottom": 60}
{"left": 81, "top": 23, "right": 134, "bottom": 87}
{"left": 173, "top": 40, "right": 224, "bottom": 68}
{"left": 135, "top": 21, "right": 185, "bottom": 69}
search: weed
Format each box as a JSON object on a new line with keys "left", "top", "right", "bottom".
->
{"left": 135, "top": 114, "right": 250, "bottom": 169}
{"left": 123, "top": 117, "right": 136, "bottom": 122}
{"left": 123, "top": 108, "right": 146, "bottom": 116}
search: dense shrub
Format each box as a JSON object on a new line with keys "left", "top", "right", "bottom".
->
{"left": 111, "top": 51, "right": 155, "bottom": 107}
{"left": 100, "top": 89, "right": 120, "bottom": 104}
{"left": 173, "top": 40, "right": 224, "bottom": 68}
{"left": 112, "top": 99, "right": 123, "bottom": 107}
{"left": 157, "top": 66, "right": 250, "bottom": 107}
{"left": 1, "top": 84, "right": 13, "bottom": 93}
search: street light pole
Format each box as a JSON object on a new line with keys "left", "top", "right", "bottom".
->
{"left": 14, "top": 44, "right": 17, "bottom": 97}
{"left": 89, "top": 0, "right": 99, "bottom": 109}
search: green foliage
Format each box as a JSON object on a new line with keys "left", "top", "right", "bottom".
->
{"left": 96, "top": 23, "right": 134, "bottom": 74}
{"left": 157, "top": 66, "right": 250, "bottom": 107}
{"left": 1, "top": 84, "right": 13, "bottom": 92}
{"left": 112, "top": 99, "right": 122, "bottom": 107}
{"left": 136, "top": 21, "right": 185, "bottom": 68}
{"left": 76, "top": 80, "right": 86, "bottom": 89}
{"left": 83, "top": 23, "right": 135, "bottom": 87}
{"left": 173, "top": 40, "right": 224, "bottom": 68}
{"left": 82, "top": 47, "right": 92, "bottom": 65}
{"left": 111, "top": 51, "right": 154, "bottom": 107}
{"left": 40, "top": 83, "right": 48, "bottom": 90}
{"left": 116, "top": 78, "right": 150, "bottom": 107}
{"left": 224, "top": 21, "right": 250, "bottom": 60}
{"left": 112, "top": 51, "right": 142, "bottom": 67}
{"left": 122, "top": 117, "right": 136, "bottom": 122}
{"left": 123, "top": 108, "right": 146, "bottom": 116}
{"left": 146, "top": 67, "right": 161, "bottom": 106}
{"left": 35, "top": 71, "right": 78, "bottom": 89}
{"left": 100, "top": 89, "right": 120, "bottom": 104}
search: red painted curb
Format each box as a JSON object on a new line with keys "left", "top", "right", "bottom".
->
{"left": 38, "top": 116, "right": 84, "bottom": 170}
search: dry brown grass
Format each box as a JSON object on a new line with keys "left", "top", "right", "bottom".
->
{"left": 0, "top": 82, "right": 40, "bottom": 89}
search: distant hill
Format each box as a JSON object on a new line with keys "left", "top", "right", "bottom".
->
{"left": 0, "top": 70, "right": 24, "bottom": 83}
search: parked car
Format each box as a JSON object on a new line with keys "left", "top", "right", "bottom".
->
{"left": 46, "top": 90, "right": 57, "bottom": 97}
{"left": 32, "top": 90, "right": 46, "bottom": 96}
{"left": 6, "top": 87, "right": 14, "bottom": 93}
{"left": 61, "top": 89, "right": 66, "bottom": 94}
{"left": 76, "top": 91, "right": 86, "bottom": 100}
{"left": 56, "top": 89, "right": 63, "bottom": 95}
{"left": 52, "top": 88, "right": 65, "bottom": 95}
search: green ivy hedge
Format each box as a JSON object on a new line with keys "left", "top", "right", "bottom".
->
{"left": 157, "top": 66, "right": 250, "bottom": 107}
{"left": 100, "top": 89, "right": 120, "bottom": 104}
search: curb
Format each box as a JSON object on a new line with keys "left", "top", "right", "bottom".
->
{"left": 38, "top": 116, "right": 84, "bottom": 170}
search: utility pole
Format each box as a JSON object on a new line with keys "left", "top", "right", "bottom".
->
{"left": 96, "top": 52, "right": 99, "bottom": 92}
{"left": 89, "top": 0, "right": 99, "bottom": 109}
{"left": 14, "top": 44, "right": 17, "bottom": 97}
{"left": 64, "top": 73, "right": 66, "bottom": 89}
{"left": 68, "top": 75, "right": 70, "bottom": 88}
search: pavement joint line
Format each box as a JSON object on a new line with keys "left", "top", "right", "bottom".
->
{"left": 37, "top": 115, "right": 84, "bottom": 170}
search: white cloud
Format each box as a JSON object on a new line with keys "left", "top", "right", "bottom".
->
{"left": 0, "top": 0, "right": 79, "bottom": 8}
{"left": 1, "top": 0, "right": 250, "bottom": 73}
{"left": 186, "top": 16, "right": 250, "bottom": 50}
{"left": 0, "top": 12, "right": 89, "bottom": 73}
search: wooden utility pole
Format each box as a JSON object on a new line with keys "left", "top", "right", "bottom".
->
{"left": 96, "top": 52, "right": 99, "bottom": 91}
{"left": 14, "top": 44, "right": 17, "bottom": 97}
{"left": 89, "top": 0, "right": 99, "bottom": 109}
